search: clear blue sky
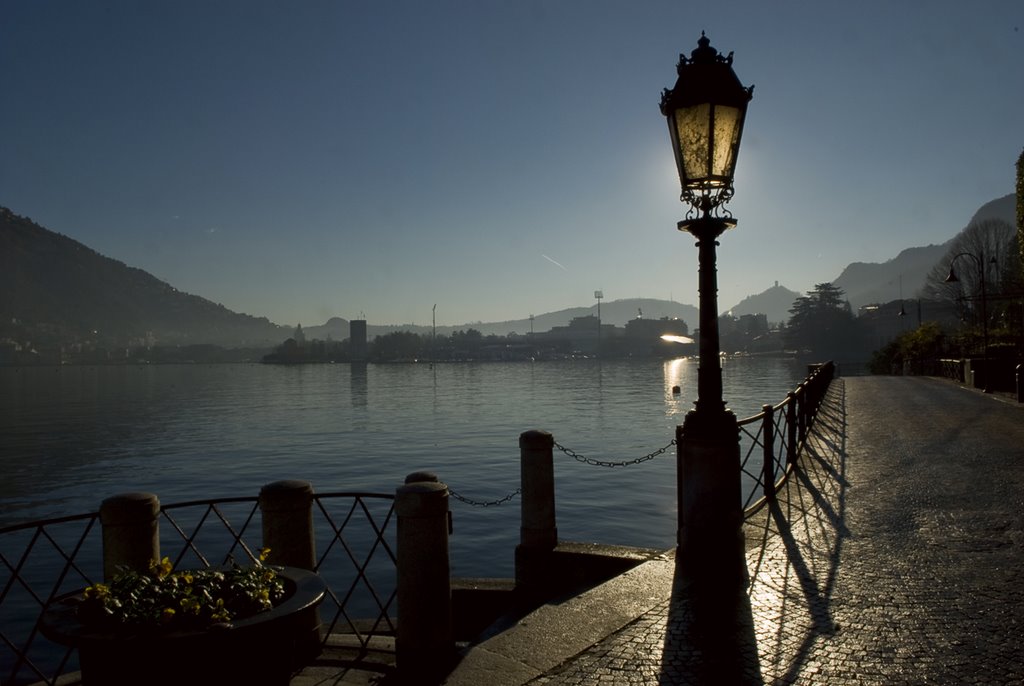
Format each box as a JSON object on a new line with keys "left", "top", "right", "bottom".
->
{"left": 2, "top": 1, "right": 1021, "bottom": 327}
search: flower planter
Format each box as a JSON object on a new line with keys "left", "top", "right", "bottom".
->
{"left": 40, "top": 566, "right": 326, "bottom": 686}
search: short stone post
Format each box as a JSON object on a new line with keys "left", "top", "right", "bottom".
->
{"left": 259, "top": 479, "right": 321, "bottom": 664}
{"left": 396, "top": 474, "right": 452, "bottom": 683}
{"left": 761, "top": 404, "right": 776, "bottom": 500}
{"left": 100, "top": 493, "right": 160, "bottom": 582}
{"left": 259, "top": 480, "right": 316, "bottom": 570}
{"left": 514, "top": 430, "right": 557, "bottom": 598}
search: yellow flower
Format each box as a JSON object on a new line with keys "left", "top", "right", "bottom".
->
{"left": 149, "top": 556, "right": 173, "bottom": 579}
{"left": 259, "top": 547, "right": 271, "bottom": 562}
{"left": 180, "top": 596, "right": 201, "bottom": 614}
{"left": 83, "top": 583, "right": 109, "bottom": 599}
{"left": 160, "top": 607, "right": 176, "bottom": 624}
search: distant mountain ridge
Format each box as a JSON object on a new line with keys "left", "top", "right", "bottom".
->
{"left": 727, "top": 283, "right": 802, "bottom": 325}
{"left": 832, "top": 194, "right": 1015, "bottom": 310}
{"left": 0, "top": 207, "right": 288, "bottom": 347}
{"left": 2, "top": 193, "right": 1014, "bottom": 349}
{"left": 303, "top": 298, "right": 700, "bottom": 340}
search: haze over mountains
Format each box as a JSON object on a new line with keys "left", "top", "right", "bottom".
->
{"left": 835, "top": 194, "right": 1014, "bottom": 311}
{"left": 0, "top": 193, "right": 1015, "bottom": 349}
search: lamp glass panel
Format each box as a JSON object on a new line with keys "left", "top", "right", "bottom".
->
{"left": 711, "top": 105, "right": 742, "bottom": 180}
{"left": 673, "top": 104, "right": 711, "bottom": 185}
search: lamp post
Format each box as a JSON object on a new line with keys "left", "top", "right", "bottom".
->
{"left": 945, "top": 252, "right": 991, "bottom": 393}
{"left": 660, "top": 32, "right": 753, "bottom": 581}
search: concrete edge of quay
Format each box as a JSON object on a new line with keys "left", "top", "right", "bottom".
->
{"left": 443, "top": 548, "right": 677, "bottom": 686}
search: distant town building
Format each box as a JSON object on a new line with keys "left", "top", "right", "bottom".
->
{"left": 537, "top": 315, "right": 619, "bottom": 355}
{"left": 349, "top": 320, "right": 368, "bottom": 361}
{"left": 624, "top": 316, "right": 688, "bottom": 339}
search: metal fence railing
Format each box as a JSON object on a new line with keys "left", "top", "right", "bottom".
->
{"left": 1, "top": 493, "right": 395, "bottom": 686}
{"left": 740, "top": 361, "right": 835, "bottom": 517}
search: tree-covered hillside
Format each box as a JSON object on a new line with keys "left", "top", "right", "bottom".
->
{"left": 0, "top": 208, "right": 288, "bottom": 349}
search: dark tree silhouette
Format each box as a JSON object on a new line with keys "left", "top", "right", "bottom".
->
{"left": 370, "top": 331, "right": 424, "bottom": 361}
{"left": 785, "top": 283, "right": 867, "bottom": 360}
{"left": 1017, "top": 147, "right": 1023, "bottom": 282}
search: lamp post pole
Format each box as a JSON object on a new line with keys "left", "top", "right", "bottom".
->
{"left": 946, "top": 252, "right": 990, "bottom": 393}
{"left": 688, "top": 217, "right": 729, "bottom": 416}
{"left": 660, "top": 33, "right": 753, "bottom": 583}
{"left": 675, "top": 213, "right": 744, "bottom": 581}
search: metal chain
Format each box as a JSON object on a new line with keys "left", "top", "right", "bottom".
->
{"left": 448, "top": 439, "right": 677, "bottom": 504}
{"left": 448, "top": 487, "right": 521, "bottom": 507}
{"left": 553, "top": 438, "right": 676, "bottom": 468}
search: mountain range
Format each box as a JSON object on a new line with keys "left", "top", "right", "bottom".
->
{"left": 0, "top": 193, "right": 1015, "bottom": 349}
{"left": 834, "top": 194, "right": 1015, "bottom": 310}
{"left": 0, "top": 207, "right": 288, "bottom": 348}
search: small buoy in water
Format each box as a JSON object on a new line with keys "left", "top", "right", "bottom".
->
{"left": 672, "top": 385, "right": 681, "bottom": 395}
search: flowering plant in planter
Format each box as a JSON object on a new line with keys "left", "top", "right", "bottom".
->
{"left": 79, "top": 548, "right": 285, "bottom": 631}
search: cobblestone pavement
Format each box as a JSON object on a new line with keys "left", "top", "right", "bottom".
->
{"left": 526, "top": 377, "right": 1024, "bottom": 685}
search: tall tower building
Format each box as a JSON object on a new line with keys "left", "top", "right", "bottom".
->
{"left": 350, "top": 320, "right": 368, "bottom": 361}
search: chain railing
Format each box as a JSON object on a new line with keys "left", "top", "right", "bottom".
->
{"left": 449, "top": 438, "right": 677, "bottom": 509}
{"left": 0, "top": 492, "right": 396, "bottom": 686}
{"left": 448, "top": 362, "right": 834, "bottom": 516}
{"left": 554, "top": 438, "right": 676, "bottom": 468}
{"left": 449, "top": 488, "right": 522, "bottom": 508}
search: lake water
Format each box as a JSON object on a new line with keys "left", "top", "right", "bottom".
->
{"left": 0, "top": 357, "right": 805, "bottom": 578}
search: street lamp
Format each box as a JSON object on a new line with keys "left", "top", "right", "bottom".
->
{"left": 945, "top": 252, "right": 991, "bottom": 393}
{"left": 660, "top": 32, "right": 752, "bottom": 580}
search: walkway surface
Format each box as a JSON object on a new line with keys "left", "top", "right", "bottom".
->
{"left": 297, "top": 375, "right": 1024, "bottom": 684}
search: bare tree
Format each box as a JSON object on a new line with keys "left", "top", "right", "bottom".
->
{"left": 921, "top": 219, "right": 1017, "bottom": 325}
{"left": 1018, "top": 148, "right": 1023, "bottom": 283}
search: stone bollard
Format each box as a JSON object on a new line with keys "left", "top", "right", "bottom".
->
{"left": 100, "top": 493, "right": 160, "bottom": 582}
{"left": 259, "top": 480, "right": 322, "bottom": 665}
{"left": 405, "top": 471, "right": 439, "bottom": 484}
{"left": 518, "top": 430, "right": 557, "bottom": 550}
{"left": 514, "top": 430, "right": 556, "bottom": 598}
{"left": 259, "top": 480, "right": 316, "bottom": 570}
{"left": 396, "top": 474, "right": 452, "bottom": 683}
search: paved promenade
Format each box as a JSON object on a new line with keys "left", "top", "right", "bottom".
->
{"left": 441, "top": 375, "right": 1024, "bottom": 685}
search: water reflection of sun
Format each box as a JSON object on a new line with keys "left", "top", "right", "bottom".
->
{"left": 663, "top": 357, "right": 694, "bottom": 415}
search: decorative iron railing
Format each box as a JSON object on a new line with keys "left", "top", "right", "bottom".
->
{"left": 0, "top": 493, "right": 395, "bottom": 686}
{"left": 739, "top": 361, "right": 835, "bottom": 517}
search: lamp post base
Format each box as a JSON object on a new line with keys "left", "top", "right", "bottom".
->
{"left": 676, "top": 410, "right": 747, "bottom": 585}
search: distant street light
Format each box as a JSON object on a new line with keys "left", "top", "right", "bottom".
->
{"left": 945, "top": 252, "right": 991, "bottom": 393}
{"left": 660, "top": 32, "right": 752, "bottom": 581}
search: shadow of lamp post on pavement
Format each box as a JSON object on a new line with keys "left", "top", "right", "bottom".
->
{"left": 660, "top": 31, "right": 753, "bottom": 584}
